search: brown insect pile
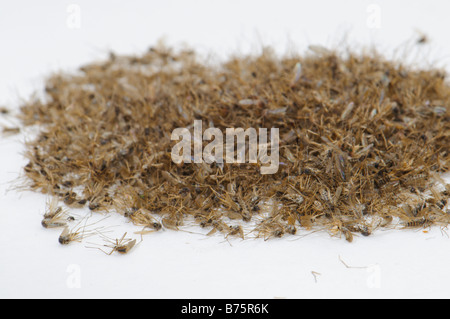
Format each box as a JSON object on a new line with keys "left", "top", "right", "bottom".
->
{"left": 18, "top": 44, "right": 450, "bottom": 243}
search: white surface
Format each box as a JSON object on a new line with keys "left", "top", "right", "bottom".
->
{"left": 1, "top": 0, "right": 450, "bottom": 299}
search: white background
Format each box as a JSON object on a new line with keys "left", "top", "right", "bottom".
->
{"left": 1, "top": 0, "right": 450, "bottom": 299}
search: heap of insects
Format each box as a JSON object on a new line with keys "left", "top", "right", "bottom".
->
{"left": 15, "top": 40, "right": 450, "bottom": 247}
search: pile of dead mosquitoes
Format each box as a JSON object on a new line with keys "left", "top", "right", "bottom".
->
{"left": 7, "top": 42, "right": 450, "bottom": 253}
